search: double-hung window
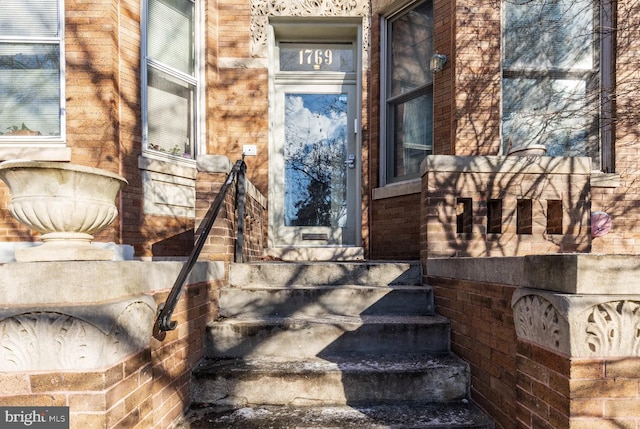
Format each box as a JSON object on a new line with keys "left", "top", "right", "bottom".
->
{"left": 381, "top": 0, "right": 434, "bottom": 184}
{"left": 502, "top": 0, "right": 608, "bottom": 170}
{"left": 0, "top": 0, "right": 64, "bottom": 140}
{"left": 143, "top": 0, "right": 198, "bottom": 160}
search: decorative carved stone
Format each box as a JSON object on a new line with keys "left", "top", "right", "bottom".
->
{"left": 513, "top": 288, "right": 640, "bottom": 358}
{"left": 578, "top": 300, "right": 640, "bottom": 357}
{"left": 250, "top": 0, "right": 370, "bottom": 60}
{"left": 513, "top": 294, "right": 566, "bottom": 352}
{"left": 0, "top": 296, "right": 156, "bottom": 371}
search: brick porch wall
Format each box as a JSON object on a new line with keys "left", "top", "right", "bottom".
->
{"left": 0, "top": 281, "right": 216, "bottom": 429}
{"left": 422, "top": 156, "right": 592, "bottom": 258}
{"left": 370, "top": 193, "right": 422, "bottom": 260}
{"left": 428, "top": 257, "right": 640, "bottom": 429}
{"left": 195, "top": 160, "right": 267, "bottom": 264}
{"left": 429, "top": 276, "right": 518, "bottom": 429}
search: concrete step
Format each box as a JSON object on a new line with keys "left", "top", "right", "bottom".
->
{"left": 229, "top": 261, "right": 422, "bottom": 288}
{"left": 191, "top": 354, "right": 469, "bottom": 407}
{"left": 219, "top": 285, "right": 434, "bottom": 318}
{"left": 206, "top": 314, "right": 450, "bottom": 359}
{"left": 172, "top": 402, "right": 494, "bottom": 429}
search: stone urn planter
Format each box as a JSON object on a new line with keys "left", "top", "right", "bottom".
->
{"left": 0, "top": 160, "right": 128, "bottom": 262}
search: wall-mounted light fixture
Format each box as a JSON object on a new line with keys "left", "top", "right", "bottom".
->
{"left": 430, "top": 53, "right": 447, "bottom": 73}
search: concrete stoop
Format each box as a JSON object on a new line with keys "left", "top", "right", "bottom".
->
{"left": 177, "top": 262, "right": 493, "bottom": 429}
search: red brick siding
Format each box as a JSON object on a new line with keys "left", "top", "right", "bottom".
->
{"left": 429, "top": 276, "right": 518, "bottom": 429}
{"left": 370, "top": 193, "right": 421, "bottom": 260}
{"left": 195, "top": 170, "right": 267, "bottom": 263}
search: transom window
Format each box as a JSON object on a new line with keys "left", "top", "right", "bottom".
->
{"left": 0, "top": 0, "right": 64, "bottom": 140}
{"left": 381, "top": 0, "right": 434, "bottom": 184}
{"left": 278, "top": 43, "right": 355, "bottom": 73}
{"left": 143, "top": 0, "right": 198, "bottom": 160}
{"left": 502, "top": 0, "right": 610, "bottom": 170}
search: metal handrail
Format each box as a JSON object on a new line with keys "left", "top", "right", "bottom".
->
{"left": 155, "top": 158, "right": 246, "bottom": 332}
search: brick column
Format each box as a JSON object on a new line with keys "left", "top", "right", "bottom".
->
{"left": 195, "top": 155, "right": 237, "bottom": 263}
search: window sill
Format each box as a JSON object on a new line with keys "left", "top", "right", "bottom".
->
{"left": 591, "top": 172, "right": 620, "bottom": 188}
{"left": 372, "top": 179, "right": 421, "bottom": 200}
{"left": 139, "top": 152, "right": 197, "bottom": 179}
{"left": 138, "top": 155, "right": 197, "bottom": 218}
{"left": 0, "top": 146, "right": 71, "bottom": 162}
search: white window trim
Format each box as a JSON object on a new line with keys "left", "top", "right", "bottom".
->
{"left": 140, "top": 0, "right": 204, "bottom": 166}
{"left": 0, "top": 0, "right": 66, "bottom": 148}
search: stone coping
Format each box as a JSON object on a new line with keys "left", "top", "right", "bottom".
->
{"left": 426, "top": 257, "right": 527, "bottom": 287}
{"left": 420, "top": 154, "right": 592, "bottom": 176}
{"left": 427, "top": 254, "right": 640, "bottom": 295}
{"left": 0, "top": 260, "right": 224, "bottom": 305}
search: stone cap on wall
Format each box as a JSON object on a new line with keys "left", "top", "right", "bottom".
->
{"left": 421, "top": 155, "right": 592, "bottom": 176}
{"left": 0, "top": 260, "right": 224, "bottom": 305}
{"left": 427, "top": 254, "right": 640, "bottom": 295}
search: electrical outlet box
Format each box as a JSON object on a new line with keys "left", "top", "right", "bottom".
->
{"left": 243, "top": 144, "right": 257, "bottom": 156}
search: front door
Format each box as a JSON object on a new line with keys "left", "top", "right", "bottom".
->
{"left": 270, "top": 84, "right": 359, "bottom": 247}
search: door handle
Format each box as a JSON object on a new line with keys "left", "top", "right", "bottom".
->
{"left": 344, "top": 154, "right": 356, "bottom": 169}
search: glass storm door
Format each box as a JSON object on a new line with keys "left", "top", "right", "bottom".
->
{"left": 271, "top": 85, "right": 358, "bottom": 247}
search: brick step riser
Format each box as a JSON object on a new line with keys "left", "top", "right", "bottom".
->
{"left": 229, "top": 262, "right": 423, "bottom": 288}
{"left": 191, "top": 366, "right": 469, "bottom": 406}
{"left": 219, "top": 287, "right": 434, "bottom": 318}
{"left": 205, "top": 322, "right": 450, "bottom": 359}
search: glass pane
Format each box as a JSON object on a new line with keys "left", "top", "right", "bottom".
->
{"left": 504, "top": 0, "right": 594, "bottom": 70}
{"left": 503, "top": 77, "right": 599, "bottom": 162}
{"left": 148, "top": 0, "right": 194, "bottom": 75}
{"left": 279, "top": 43, "right": 355, "bottom": 72}
{"left": 0, "top": 44, "right": 60, "bottom": 137}
{"left": 390, "top": 1, "right": 433, "bottom": 97}
{"left": 388, "top": 92, "right": 433, "bottom": 179}
{"left": 147, "top": 67, "right": 194, "bottom": 158}
{"left": 284, "top": 93, "right": 348, "bottom": 227}
{"left": 0, "top": 0, "right": 59, "bottom": 38}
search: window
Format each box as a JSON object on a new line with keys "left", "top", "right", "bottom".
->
{"left": 502, "top": 0, "right": 611, "bottom": 171}
{"left": 0, "top": 0, "right": 63, "bottom": 140}
{"left": 382, "top": 0, "right": 434, "bottom": 184}
{"left": 143, "top": 0, "right": 198, "bottom": 160}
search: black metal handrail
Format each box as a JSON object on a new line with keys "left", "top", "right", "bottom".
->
{"left": 155, "top": 158, "right": 247, "bottom": 332}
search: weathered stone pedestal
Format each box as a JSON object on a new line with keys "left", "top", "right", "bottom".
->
{"left": 0, "top": 262, "right": 157, "bottom": 371}
{"left": 512, "top": 254, "right": 640, "bottom": 428}
{"left": 0, "top": 260, "right": 223, "bottom": 429}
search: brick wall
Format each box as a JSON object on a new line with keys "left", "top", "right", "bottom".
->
{"left": 0, "top": 282, "right": 215, "bottom": 429}
{"left": 195, "top": 166, "right": 267, "bottom": 263}
{"left": 370, "top": 193, "right": 421, "bottom": 260}
{"left": 429, "top": 276, "right": 518, "bottom": 429}
{"left": 516, "top": 330, "right": 640, "bottom": 428}
{"left": 422, "top": 156, "right": 591, "bottom": 258}
{"left": 453, "top": 0, "right": 501, "bottom": 156}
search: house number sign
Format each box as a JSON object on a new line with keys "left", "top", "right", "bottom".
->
{"left": 279, "top": 43, "right": 355, "bottom": 72}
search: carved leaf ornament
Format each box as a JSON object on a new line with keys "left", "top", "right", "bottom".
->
{"left": 250, "top": 0, "right": 370, "bottom": 57}
{"left": 514, "top": 291, "right": 640, "bottom": 358}
{"left": 514, "top": 295, "right": 562, "bottom": 350}
{"left": 0, "top": 301, "right": 155, "bottom": 371}
{"left": 583, "top": 301, "right": 640, "bottom": 356}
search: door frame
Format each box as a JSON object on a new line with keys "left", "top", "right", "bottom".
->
{"left": 267, "top": 19, "right": 363, "bottom": 251}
